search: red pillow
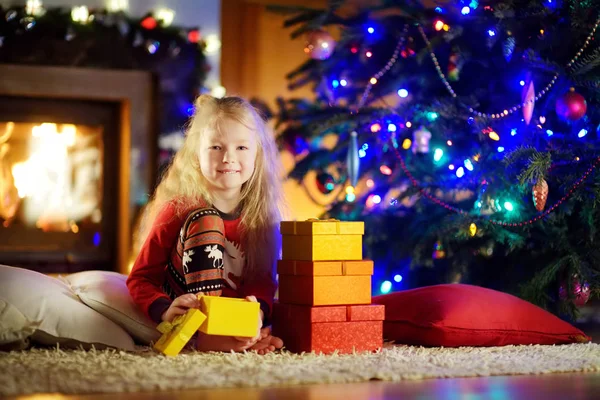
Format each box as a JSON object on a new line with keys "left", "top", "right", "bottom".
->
{"left": 373, "top": 284, "right": 591, "bottom": 347}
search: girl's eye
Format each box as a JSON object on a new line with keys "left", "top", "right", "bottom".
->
{"left": 210, "top": 146, "right": 222, "bottom": 150}
{"left": 237, "top": 146, "right": 248, "bottom": 150}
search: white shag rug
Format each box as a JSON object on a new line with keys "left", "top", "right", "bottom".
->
{"left": 1, "top": 343, "right": 600, "bottom": 396}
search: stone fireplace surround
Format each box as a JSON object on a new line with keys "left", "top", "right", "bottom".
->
{"left": 0, "top": 64, "right": 156, "bottom": 275}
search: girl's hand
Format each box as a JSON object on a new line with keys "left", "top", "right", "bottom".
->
{"left": 160, "top": 293, "right": 200, "bottom": 322}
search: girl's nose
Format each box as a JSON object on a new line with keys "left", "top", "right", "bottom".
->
{"left": 222, "top": 150, "right": 235, "bottom": 163}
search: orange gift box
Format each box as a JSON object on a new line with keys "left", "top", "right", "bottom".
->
{"left": 272, "top": 303, "right": 384, "bottom": 354}
{"left": 277, "top": 260, "right": 373, "bottom": 306}
{"left": 280, "top": 219, "right": 364, "bottom": 261}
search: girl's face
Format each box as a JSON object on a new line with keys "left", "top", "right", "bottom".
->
{"left": 198, "top": 118, "right": 258, "bottom": 198}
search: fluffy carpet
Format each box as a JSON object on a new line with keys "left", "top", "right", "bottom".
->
{"left": 1, "top": 343, "right": 600, "bottom": 396}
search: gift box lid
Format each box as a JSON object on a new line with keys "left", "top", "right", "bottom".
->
{"left": 280, "top": 219, "right": 364, "bottom": 235}
{"left": 275, "top": 303, "right": 385, "bottom": 323}
{"left": 277, "top": 260, "right": 373, "bottom": 276}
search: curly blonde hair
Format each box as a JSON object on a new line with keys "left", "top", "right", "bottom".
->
{"left": 136, "top": 95, "right": 285, "bottom": 283}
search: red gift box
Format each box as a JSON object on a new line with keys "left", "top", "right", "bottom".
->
{"left": 272, "top": 303, "right": 384, "bottom": 354}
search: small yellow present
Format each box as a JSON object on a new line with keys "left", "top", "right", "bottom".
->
{"left": 199, "top": 296, "right": 260, "bottom": 337}
{"left": 280, "top": 219, "right": 364, "bottom": 261}
{"left": 153, "top": 308, "right": 207, "bottom": 356}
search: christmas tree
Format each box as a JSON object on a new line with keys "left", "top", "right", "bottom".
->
{"left": 271, "top": 0, "right": 600, "bottom": 318}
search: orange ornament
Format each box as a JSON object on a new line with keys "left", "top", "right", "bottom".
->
{"left": 532, "top": 178, "right": 549, "bottom": 211}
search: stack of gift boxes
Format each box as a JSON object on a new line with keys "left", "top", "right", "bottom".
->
{"left": 273, "top": 219, "right": 385, "bottom": 354}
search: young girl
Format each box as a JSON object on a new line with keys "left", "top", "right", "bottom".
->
{"left": 127, "top": 95, "right": 285, "bottom": 354}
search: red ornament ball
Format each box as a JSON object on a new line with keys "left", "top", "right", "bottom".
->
{"left": 304, "top": 30, "right": 336, "bottom": 60}
{"left": 559, "top": 275, "right": 591, "bottom": 307}
{"left": 555, "top": 89, "right": 587, "bottom": 121}
{"left": 316, "top": 172, "right": 335, "bottom": 194}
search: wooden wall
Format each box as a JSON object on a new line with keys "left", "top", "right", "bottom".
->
{"left": 221, "top": 0, "right": 329, "bottom": 220}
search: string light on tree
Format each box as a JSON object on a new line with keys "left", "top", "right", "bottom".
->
{"left": 25, "top": 0, "right": 44, "bottom": 16}
{"left": 154, "top": 8, "right": 175, "bottom": 27}
{"left": 141, "top": 15, "right": 157, "bottom": 29}
{"left": 346, "top": 186, "right": 356, "bottom": 203}
{"left": 469, "top": 223, "right": 477, "bottom": 237}
{"left": 71, "top": 6, "right": 89, "bottom": 23}
{"left": 107, "top": 0, "right": 128, "bottom": 12}
{"left": 432, "top": 241, "right": 446, "bottom": 259}
{"left": 380, "top": 280, "right": 392, "bottom": 294}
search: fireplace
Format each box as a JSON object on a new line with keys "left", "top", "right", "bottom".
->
{"left": 0, "top": 64, "right": 156, "bottom": 274}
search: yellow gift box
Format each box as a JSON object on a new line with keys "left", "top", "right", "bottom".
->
{"left": 199, "top": 296, "right": 260, "bottom": 338}
{"left": 280, "top": 219, "right": 364, "bottom": 261}
{"left": 153, "top": 308, "right": 207, "bottom": 356}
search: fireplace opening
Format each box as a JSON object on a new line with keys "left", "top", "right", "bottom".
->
{"left": 0, "top": 96, "right": 120, "bottom": 273}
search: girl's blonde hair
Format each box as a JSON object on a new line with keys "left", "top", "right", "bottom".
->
{"left": 136, "top": 95, "right": 284, "bottom": 283}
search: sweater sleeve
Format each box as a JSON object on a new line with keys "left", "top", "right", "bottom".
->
{"left": 126, "top": 203, "right": 184, "bottom": 322}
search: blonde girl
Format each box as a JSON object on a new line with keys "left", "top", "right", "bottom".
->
{"left": 127, "top": 95, "right": 285, "bottom": 354}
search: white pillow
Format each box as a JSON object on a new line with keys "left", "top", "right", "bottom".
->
{"left": 0, "top": 265, "right": 135, "bottom": 350}
{"left": 62, "top": 270, "right": 160, "bottom": 345}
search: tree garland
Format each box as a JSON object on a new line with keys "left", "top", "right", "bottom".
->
{"left": 0, "top": 5, "right": 209, "bottom": 154}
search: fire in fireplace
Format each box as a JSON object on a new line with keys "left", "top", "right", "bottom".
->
{"left": 2, "top": 122, "right": 104, "bottom": 233}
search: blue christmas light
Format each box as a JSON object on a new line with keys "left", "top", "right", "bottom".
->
{"left": 497, "top": 146, "right": 505, "bottom": 152}
{"left": 367, "top": 26, "right": 375, "bottom": 34}
{"left": 340, "top": 79, "right": 348, "bottom": 87}
{"left": 488, "top": 29, "right": 496, "bottom": 37}
{"left": 578, "top": 129, "right": 588, "bottom": 138}
{"left": 362, "top": 143, "right": 369, "bottom": 150}
{"left": 359, "top": 149, "right": 366, "bottom": 158}
{"left": 185, "top": 104, "right": 195, "bottom": 116}
{"left": 511, "top": 128, "right": 517, "bottom": 136}
{"left": 464, "top": 159, "right": 474, "bottom": 171}
{"left": 546, "top": 129, "right": 554, "bottom": 137}
{"left": 435, "top": 6, "right": 443, "bottom": 13}
{"left": 504, "top": 201, "right": 514, "bottom": 211}
{"left": 93, "top": 232, "right": 101, "bottom": 247}
{"left": 427, "top": 112, "right": 439, "bottom": 121}
{"left": 434, "top": 148, "right": 444, "bottom": 162}
{"left": 332, "top": 79, "right": 340, "bottom": 88}
{"left": 346, "top": 192, "right": 356, "bottom": 202}
{"left": 397, "top": 88, "right": 409, "bottom": 98}
{"left": 394, "top": 274, "right": 403, "bottom": 283}
{"left": 461, "top": 6, "right": 471, "bottom": 15}
{"left": 456, "top": 167, "right": 465, "bottom": 178}
{"left": 380, "top": 280, "right": 392, "bottom": 294}
{"left": 373, "top": 195, "right": 381, "bottom": 204}
{"left": 388, "top": 123, "right": 397, "bottom": 132}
